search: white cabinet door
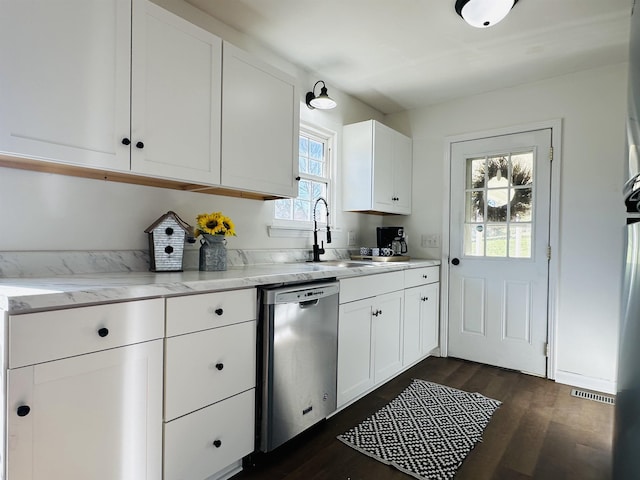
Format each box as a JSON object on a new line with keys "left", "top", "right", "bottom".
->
{"left": 221, "top": 42, "right": 299, "bottom": 197}
{"left": 392, "top": 131, "right": 413, "bottom": 214}
{"left": 0, "top": 0, "right": 131, "bottom": 171}
{"left": 130, "top": 0, "right": 222, "bottom": 184}
{"left": 371, "top": 122, "right": 395, "bottom": 213}
{"left": 420, "top": 283, "right": 440, "bottom": 355}
{"left": 7, "top": 340, "right": 163, "bottom": 480}
{"left": 372, "top": 291, "right": 404, "bottom": 383}
{"left": 403, "top": 286, "right": 423, "bottom": 366}
{"left": 337, "top": 298, "right": 374, "bottom": 407}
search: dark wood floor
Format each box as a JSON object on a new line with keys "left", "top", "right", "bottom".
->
{"left": 232, "top": 357, "right": 614, "bottom": 480}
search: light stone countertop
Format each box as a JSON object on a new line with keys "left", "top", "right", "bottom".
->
{"left": 0, "top": 259, "right": 440, "bottom": 314}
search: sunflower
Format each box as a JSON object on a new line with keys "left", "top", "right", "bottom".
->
{"left": 195, "top": 212, "right": 237, "bottom": 237}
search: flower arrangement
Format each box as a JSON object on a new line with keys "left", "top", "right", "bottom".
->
{"left": 195, "top": 212, "right": 237, "bottom": 237}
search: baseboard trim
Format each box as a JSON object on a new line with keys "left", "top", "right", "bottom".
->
{"left": 554, "top": 370, "right": 617, "bottom": 395}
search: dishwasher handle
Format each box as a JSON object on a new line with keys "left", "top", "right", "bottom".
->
{"left": 299, "top": 299, "right": 319, "bottom": 308}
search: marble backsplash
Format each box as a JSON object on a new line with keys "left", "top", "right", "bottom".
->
{"left": 0, "top": 248, "right": 354, "bottom": 277}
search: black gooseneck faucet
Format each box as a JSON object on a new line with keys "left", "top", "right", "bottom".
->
{"left": 312, "top": 197, "right": 331, "bottom": 262}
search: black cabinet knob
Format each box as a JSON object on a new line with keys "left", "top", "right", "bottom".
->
{"left": 136, "top": 141, "right": 144, "bottom": 149}
{"left": 422, "top": 274, "right": 428, "bottom": 279}
{"left": 213, "top": 439, "right": 222, "bottom": 448}
{"left": 215, "top": 363, "right": 224, "bottom": 371}
{"left": 17, "top": 405, "right": 30, "bottom": 417}
{"left": 98, "top": 327, "right": 109, "bottom": 337}
{"left": 121, "top": 138, "right": 131, "bottom": 146}
{"left": 215, "top": 308, "right": 223, "bottom": 316}
{"left": 451, "top": 258, "right": 460, "bottom": 266}
{"left": 165, "top": 245, "right": 174, "bottom": 254}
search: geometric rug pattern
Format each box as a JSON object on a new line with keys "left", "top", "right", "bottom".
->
{"left": 337, "top": 379, "right": 502, "bottom": 480}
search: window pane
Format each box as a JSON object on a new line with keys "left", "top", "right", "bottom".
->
{"left": 466, "top": 157, "right": 485, "bottom": 189}
{"left": 299, "top": 156, "right": 308, "bottom": 174}
{"left": 512, "top": 152, "right": 533, "bottom": 186}
{"left": 299, "top": 137, "right": 308, "bottom": 157}
{"left": 274, "top": 199, "right": 292, "bottom": 220}
{"left": 309, "top": 140, "right": 323, "bottom": 160}
{"left": 511, "top": 187, "right": 532, "bottom": 221}
{"left": 486, "top": 225, "right": 507, "bottom": 257}
{"left": 509, "top": 224, "right": 532, "bottom": 258}
{"left": 487, "top": 155, "right": 508, "bottom": 183}
{"left": 309, "top": 160, "right": 322, "bottom": 176}
{"left": 293, "top": 199, "right": 310, "bottom": 221}
{"left": 464, "top": 224, "right": 485, "bottom": 256}
{"left": 298, "top": 180, "right": 311, "bottom": 201}
{"left": 465, "top": 191, "right": 484, "bottom": 222}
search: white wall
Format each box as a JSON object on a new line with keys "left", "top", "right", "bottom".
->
{"left": 387, "top": 63, "right": 628, "bottom": 391}
{"left": 0, "top": 0, "right": 385, "bottom": 254}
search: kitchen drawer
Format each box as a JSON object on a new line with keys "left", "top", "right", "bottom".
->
{"left": 404, "top": 266, "right": 439, "bottom": 289}
{"left": 339, "top": 271, "right": 404, "bottom": 304}
{"left": 9, "top": 299, "right": 164, "bottom": 368}
{"left": 163, "top": 389, "right": 255, "bottom": 480}
{"left": 164, "top": 320, "right": 256, "bottom": 421}
{"left": 166, "top": 288, "right": 256, "bottom": 337}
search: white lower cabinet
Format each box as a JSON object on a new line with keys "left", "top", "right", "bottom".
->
{"left": 163, "top": 390, "right": 254, "bottom": 480}
{"left": 337, "top": 272, "right": 404, "bottom": 407}
{"left": 163, "top": 288, "right": 257, "bottom": 480}
{"left": 403, "top": 266, "right": 440, "bottom": 366}
{"left": 7, "top": 336, "right": 163, "bottom": 480}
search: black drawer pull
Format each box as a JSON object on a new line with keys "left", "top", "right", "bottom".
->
{"left": 215, "top": 308, "right": 223, "bottom": 316}
{"left": 213, "top": 439, "right": 222, "bottom": 448}
{"left": 17, "top": 405, "right": 30, "bottom": 417}
{"left": 423, "top": 274, "right": 428, "bottom": 279}
{"left": 98, "top": 327, "right": 109, "bottom": 337}
{"left": 215, "top": 363, "right": 224, "bottom": 371}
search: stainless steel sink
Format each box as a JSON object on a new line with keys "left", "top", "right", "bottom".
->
{"left": 313, "top": 260, "right": 375, "bottom": 268}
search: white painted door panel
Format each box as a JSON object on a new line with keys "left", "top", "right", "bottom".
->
{"left": 372, "top": 291, "right": 403, "bottom": 383}
{"left": 0, "top": 0, "right": 131, "bottom": 170}
{"left": 7, "top": 340, "right": 163, "bottom": 480}
{"left": 131, "top": 0, "right": 222, "bottom": 184}
{"left": 448, "top": 129, "right": 551, "bottom": 376}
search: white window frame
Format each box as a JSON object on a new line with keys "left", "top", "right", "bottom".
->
{"left": 269, "top": 123, "right": 337, "bottom": 238}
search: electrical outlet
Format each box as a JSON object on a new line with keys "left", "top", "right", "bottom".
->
{"left": 426, "top": 234, "right": 440, "bottom": 248}
{"left": 421, "top": 235, "right": 428, "bottom": 248}
{"left": 347, "top": 231, "right": 357, "bottom": 246}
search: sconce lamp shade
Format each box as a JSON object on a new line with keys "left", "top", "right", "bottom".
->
{"left": 455, "top": 0, "right": 518, "bottom": 28}
{"left": 306, "top": 80, "right": 337, "bottom": 110}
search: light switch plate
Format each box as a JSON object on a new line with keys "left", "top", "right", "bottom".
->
{"left": 347, "top": 231, "right": 357, "bottom": 246}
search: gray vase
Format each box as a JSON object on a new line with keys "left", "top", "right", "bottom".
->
{"left": 199, "top": 234, "right": 227, "bottom": 271}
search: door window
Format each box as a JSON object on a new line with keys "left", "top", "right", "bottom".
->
{"left": 464, "top": 151, "right": 534, "bottom": 258}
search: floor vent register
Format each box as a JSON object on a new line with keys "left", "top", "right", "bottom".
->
{"left": 570, "top": 388, "right": 615, "bottom": 405}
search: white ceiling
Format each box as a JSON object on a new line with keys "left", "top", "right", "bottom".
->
{"left": 187, "top": 0, "right": 633, "bottom": 114}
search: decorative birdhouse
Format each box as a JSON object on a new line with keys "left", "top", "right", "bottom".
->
{"left": 144, "top": 211, "right": 192, "bottom": 272}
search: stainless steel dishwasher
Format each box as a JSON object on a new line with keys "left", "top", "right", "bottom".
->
{"left": 258, "top": 280, "right": 339, "bottom": 452}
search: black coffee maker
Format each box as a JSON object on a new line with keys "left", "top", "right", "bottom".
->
{"left": 376, "top": 226, "right": 408, "bottom": 256}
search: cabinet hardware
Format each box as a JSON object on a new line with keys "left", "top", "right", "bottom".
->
{"left": 17, "top": 405, "right": 31, "bottom": 417}
{"left": 422, "top": 274, "right": 428, "bottom": 279}
{"left": 136, "top": 141, "right": 144, "bottom": 149}
{"left": 98, "top": 327, "right": 109, "bottom": 338}
{"left": 421, "top": 297, "right": 429, "bottom": 302}
{"left": 215, "top": 308, "right": 224, "bottom": 316}
{"left": 213, "top": 439, "right": 222, "bottom": 448}
{"left": 121, "top": 138, "right": 130, "bottom": 146}
{"left": 215, "top": 363, "right": 224, "bottom": 371}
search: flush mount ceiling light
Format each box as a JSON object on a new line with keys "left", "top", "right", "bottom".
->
{"left": 305, "top": 80, "right": 337, "bottom": 110}
{"left": 455, "top": 0, "right": 519, "bottom": 28}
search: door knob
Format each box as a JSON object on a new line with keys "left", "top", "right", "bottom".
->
{"left": 451, "top": 258, "right": 460, "bottom": 265}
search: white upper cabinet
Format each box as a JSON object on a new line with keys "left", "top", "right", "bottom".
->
{"left": 0, "top": 0, "right": 132, "bottom": 171}
{"left": 130, "top": 0, "right": 221, "bottom": 184}
{"left": 343, "top": 120, "right": 413, "bottom": 215}
{"left": 221, "top": 42, "right": 300, "bottom": 198}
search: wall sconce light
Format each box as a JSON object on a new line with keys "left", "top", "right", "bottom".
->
{"left": 455, "top": 0, "right": 519, "bottom": 28}
{"left": 305, "top": 80, "right": 337, "bottom": 110}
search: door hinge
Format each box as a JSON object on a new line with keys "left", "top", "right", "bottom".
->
{"left": 549, "top": 146, "right": 554, "bottom": 162}
{"left": 544, "top": 343, "right": 550, "bottom": 357}
{"left": 547, "top": 245, "right": 551, "bottom": 260}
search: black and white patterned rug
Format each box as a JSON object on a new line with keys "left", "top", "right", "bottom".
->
{"left": 337, "top": 379, "right": 501, "bottom": 480}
